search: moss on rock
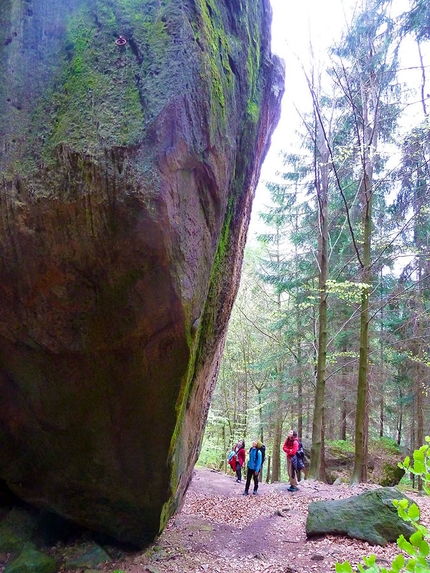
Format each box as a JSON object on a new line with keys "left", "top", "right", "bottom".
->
{"left": 0, "top": 0, "right": 284, "bottom": 545}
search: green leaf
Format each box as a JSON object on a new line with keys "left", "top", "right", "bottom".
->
{"left": 391, "top": 553, "right": 405, "bottom": 572}
{"left": 405, "top": 559, "right": 417, "bottom": 571}
{"left": 335, "top": 562, "right": 353, "bottom": 573}
{"left": 398, "top": 536, "right": 416, "bottom": 557}
{"left": 408, "top": 503, "right": 421, "bottom": 521}
{"left": 415, "top": 555, "right": 429, "bottom": 568}
{"left": 358, "top": 563, "right": 379, "bottom": 573}
{"left": 402, "top": 456, "right": 411, "bottom": 469}
{"left": 410, "top": 530, "right": 423, "bottom": 546}
{"left": 415, "top": 524, "right": 428, "bottom": 536}
{"left": 418, "top": 539, "right": 429, "bottom": 557}
{"left": 414, "top": 460, "right": 426, "bottom": 474}
{"left": 396, "top": 499, "right": 409, "bottom": 509}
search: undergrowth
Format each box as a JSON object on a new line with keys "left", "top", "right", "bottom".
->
{"left": 336, "top": 436, "right": 430, "bottom": 573}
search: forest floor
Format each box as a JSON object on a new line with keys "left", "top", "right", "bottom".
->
{"left": 91, "top": 467, "right": 430, "bottom": 573}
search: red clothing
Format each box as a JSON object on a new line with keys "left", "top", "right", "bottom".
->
{"left": 283, "top": 437, "right": 299, "bottom": 458}
{"left": 228, "top": 445, "right": 245, "bottom": 472}
{"left": 236, "top": 446, "right": 245, "bottom": 467}
{"left": 228, "top": 456, "right": 236, "bottom": 471}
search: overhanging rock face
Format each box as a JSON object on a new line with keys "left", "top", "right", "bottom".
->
{"left": 0, "top": 0, "right": 284, "bottom": 545}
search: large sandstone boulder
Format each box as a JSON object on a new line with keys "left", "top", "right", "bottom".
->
{"left": 0, "top": 0, "right": 284, "bottom": 545}
{"left": 306, "top": 487, "right": 415, "bottom": 545}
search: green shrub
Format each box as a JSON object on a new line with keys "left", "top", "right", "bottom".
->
{"left": 326, "top": 439, "right": 355, "bottom": 453}
{"left": 336, "top": 436, "right": 430, "bottom": 573}
{"left": 370, "top": 436, "right": 401, "bottom": 455}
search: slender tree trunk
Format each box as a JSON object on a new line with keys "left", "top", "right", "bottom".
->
{"left": 297, "top": 342, "right": 303, "bottom": 438}
{"left": 379, "top": 269, "right": 385, "bottom": 438}
{"left": 351, "top": 51, "right": 378, "bottom": 483}
{"left": 271, "top": 414, "right": 283, "bottom": 482}
{"left": 351, "top": 165, "right": 373, "bottom": 483}
{"left": 351, "top": 282, "right": 370, "bottom": 483}
{"left": 417, "top": 41, "right": 428, "bottom": 118}
{"left": 396, "top": 393, "right": 402, "bottom": 446}
{"left": 310, "top": 115, "right": 329, "bottom": 481}
{"left": 339, "top": 349, "right": 349, "bottom": 440}
{"left": 415, "top": 265, "right": 424, "bottom": 490}
{"left": 341, "top": 391, "right": 347, "bottom": 441}
{"left": 222, "top": 424, "right": 227, "bottom": 473}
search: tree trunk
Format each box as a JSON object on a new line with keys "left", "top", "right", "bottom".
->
{"left": 309, "top": 111, "right": 329, "bottom": 481}
{"left": 271, "top": 346, "right": 285, "bottom": 483}
{"left": 351, "top": 173, "right": 372, "bottom": 484}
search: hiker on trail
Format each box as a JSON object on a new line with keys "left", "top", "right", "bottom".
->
{"left": 233, "top": 439, "right": 246, "bottom": 483}
{"left": 283, "top": 430, "right": 299, "bottom": 492}
{"left": 243, "top": 440, "right": 262, "bottom": 496}
{"left": 293, "top": 430, "right": 306, "bottom": 482}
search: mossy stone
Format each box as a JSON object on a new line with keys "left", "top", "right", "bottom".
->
{"left": 64, "top": 542, "right": 111, "bottom": 569}
{"left": 380, "top": 462, "right": 405, "bottom": 487}
{"left": 0, "top": 509, "right": 38, "bottom": 552}
{"left": 4, "top": 543, "right": 57, "bottom": 573}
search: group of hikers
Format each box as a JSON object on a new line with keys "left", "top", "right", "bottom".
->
{"left": 227, "top": 430, "right": 305, "bottom": 495}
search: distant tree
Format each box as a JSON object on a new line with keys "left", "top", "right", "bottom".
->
{"left": 329, "top": 0, "right": 400, "bottom": 483}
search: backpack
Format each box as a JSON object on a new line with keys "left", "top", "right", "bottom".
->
{"left": 228, "top": 450, "right": 235, "bottom": 462}
{"left": 296, "top": 441, "right": 305, "bottom": 459}
{"left": 259, "top": 443, "right": 266, "bottom": 464}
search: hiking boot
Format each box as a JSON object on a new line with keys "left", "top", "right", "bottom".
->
{"left": 253, "top": 490, "right": 258, "bottom": 495}
{"left": 287, "top": 486, "right": 298, "bottom": 492}
{"left": 235, "top": 479, "right": 241, "bottom": 483}
{"left": 243, "top": 490, "right": 248, "bottom": 495}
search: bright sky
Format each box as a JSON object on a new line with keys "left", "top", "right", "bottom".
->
{"left": 248, "top": 0, "right": 353, "bottom": 241}
{"left": 247, "top": 0, "right": 424, "bottom": 242}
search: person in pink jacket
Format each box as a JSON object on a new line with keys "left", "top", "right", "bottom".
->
{"left": 283, "top": 430, "right": 299, "bottom": 491}
{"left": 234, "top": 439, "right": 246, "bottom": 483}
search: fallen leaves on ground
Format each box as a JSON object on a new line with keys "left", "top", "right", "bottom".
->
{"left": 96, "top": 470, "right": 430, "bottom": 573}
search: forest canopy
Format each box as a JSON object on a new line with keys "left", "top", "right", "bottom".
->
{"left": 201, "top": 0, "right": 430, "bottom": 485}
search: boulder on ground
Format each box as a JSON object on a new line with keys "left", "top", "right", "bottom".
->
{"left": 306, "top": 487, "right": 415, "bottom": 545}
{"left": 379, "top": 463, "right": 405, "bottom": 487}
{"left": 0, "top": 0, "right": 284, "bottom": 545}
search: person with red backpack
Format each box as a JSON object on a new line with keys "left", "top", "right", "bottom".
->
{"left": 234, "top": 439, "right": 246, "bottom": 483}
{"left": 228, "top": 439, "right": 246, "bottom": 482}
{"left": 283, "top": 429, "right": 299, "bottom": 492}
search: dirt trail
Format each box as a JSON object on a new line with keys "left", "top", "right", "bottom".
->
{"left": 95, "top": 467, "right": 430, "bottom": 573}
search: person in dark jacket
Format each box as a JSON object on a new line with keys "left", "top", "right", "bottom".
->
{"left": 243, "top": 440, "right": 262, "bottom": 495}
{"left": 293, "top": 430, "right": 306, "bottom": 482}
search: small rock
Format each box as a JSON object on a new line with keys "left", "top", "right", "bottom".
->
{"left": 64, "top": 542, "right": 111, "bottom": 569}
{"left": 254, "top": 552, "right": 267, "bottom": 560}
{"left": 4, "top": 543, "right": 57, "bottom": 573}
